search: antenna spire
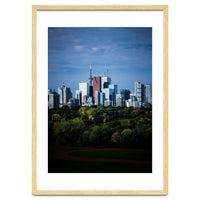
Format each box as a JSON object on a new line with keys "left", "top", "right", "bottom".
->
{"left": 89, "top": 64, "right": 93, "bottom": 86}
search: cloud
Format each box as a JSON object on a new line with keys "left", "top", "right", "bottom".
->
{"left": 73, "top": 38, "right": 81, "bottom": 43}
{"left": 48, "top": 27, "right": 152, "bottom": 94}
{"left": 92, "top": 47, "right": 99, "bottom": 52}
{"left": 74, "top": 45, "right": 84, "bottom": 51}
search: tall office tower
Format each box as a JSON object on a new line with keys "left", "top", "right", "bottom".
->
{"left": 109, "top": 84, "right": 118, "bottom": 106}
{"left": 101, "top": 76, "right": 111, "bottom": 90}
{"left": 48, "top": 89, "right": 52, "bottom": 101}
{"left": 58, "top": 83, "right": 72, "bottom": 106}
{"left": 89, "top": 86, "right": 93, "bottom": 97}
{"left": 67, "top": 98, "right": 80, "bottom": 108}
{"left": 48, "top": 89, "right": 52, "bottom": 95}
{"left": 100, "top": 92, "right": 105, "bottom": 106}
{"left": 116, "top": 94, "right": 122, "bottom": 101}
{"left": 135, "top": 82, "right": 145, "bottom": 106}
{"left": 145, "top": 84, "right": 152, "bottom": 104}
{"left": 79, "top": 82, "right": 89, "bottom": 104}
{"left": 82, "top": 95, "right": 87, "bottom": 105}
{"left": 133, "top": 101, "right": 140, "bottom": 108}
{"left": 130, "top": 93, "right": 137, "bottom": 102}
{"left": 102, "top": 88, "right": 114, "bottom": 101}
{"left": 127, "top": 99, "right": 133, "bottom": 107}
{"left": 88, "top": 64, "right": 93, "bottom": 97}
{"left": 87, "top": 96, "right": 93, "bottom": 105}
{"left": 104, "top": 100, "right": 113, "bottom": 107}
{"left": 95, "top": 91, "right": 100, "bottom": 106}
{"left": 88, "top": 64, "right": 93, "bottom": 86}
{"left": 120, "top": 89, "right": 130, "bottom": 100}
{"left": 75, "top": 90, "right": 82, "bottom": 106}
{"left": 93, "top": 76, "right": 101, "bottom": 101}
{"left": 48, "top": 90, "right": 60, "bottom": 109}
{"left": 116, "top": 97, "right": 125, "bottom": 107}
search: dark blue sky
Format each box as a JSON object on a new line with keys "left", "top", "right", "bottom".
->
{"left": 48, "top": 27, "right": 152, "bottom": 96}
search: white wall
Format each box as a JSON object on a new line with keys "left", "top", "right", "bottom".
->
{"left": 0, "top": 0, "right": 200, "bottom": 199}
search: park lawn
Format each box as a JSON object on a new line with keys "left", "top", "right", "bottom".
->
{"left": 48, "top": 144, "right": 87, "bottom": 152}
{"left": 48, "top": 145, "right": 152, "bottom": 173}
{"left": 69, "top": 150, "right": 152, "bottom": 161}
{"left": 48, "top": 158, "right": 152, "bottom": 173}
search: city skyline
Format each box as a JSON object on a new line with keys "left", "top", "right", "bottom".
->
{"left": 48, "top": 27, "right": 152, "bottom": 96}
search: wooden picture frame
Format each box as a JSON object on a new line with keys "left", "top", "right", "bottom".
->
{"left": 32, "top": 5, "right": 168, "bottom": 195}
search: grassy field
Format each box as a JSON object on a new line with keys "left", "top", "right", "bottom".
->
{"left": 48, "top": 145, "right": 152, "bottom": 173}
{"left": 69, "top": 150, "right": 152, "bottom": 161}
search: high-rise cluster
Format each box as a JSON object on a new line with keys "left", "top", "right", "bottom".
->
{"left": 48, "top": 65, "right": 152, "bottom": 109}
{"left": 48, "top": 83, "right": 74, "bottom": 109}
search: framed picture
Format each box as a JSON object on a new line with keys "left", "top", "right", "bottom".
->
{"left": 32, "top": 5, "right": 168, "bottom": 195}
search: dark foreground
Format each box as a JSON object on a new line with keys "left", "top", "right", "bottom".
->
{"left": 48, "top": 145, "right": 152, "bottom": 173}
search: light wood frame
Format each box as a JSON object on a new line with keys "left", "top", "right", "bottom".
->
{"left": 32, "top": 5, "right": 168, "bottom": 196}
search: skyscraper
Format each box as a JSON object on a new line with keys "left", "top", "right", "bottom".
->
{"left": 93, "top": 76, "right": 101, "bottom": 102}
{"left": 58, "top": 83, "right": 72, "bottom": 106}
{"left": 48, "top": 90, "right": 59, "bottom": 109}
{"left": 95, "top": 91, "right": 100, "bottom": 106}
{"left": 135, "top": 82, "right": 145, "bottom": 102}
{"left": 130, "top": 93, "right": 137, "bottom": 102}
{"left": 75, "top": 90, "right": 82, "bottom": 106}
{"left": 102, "top": 88, "right": 114, "bottom": 102}
{"left": 135, "top": 82, "right": 145, "bottom": 106}
{"left": 48, "top": 89, "right": 52, "bottom": 95}
{"left": 109, "top": 84, "right": 118, "bottom": 106}
{"left": 120, "top": 89, "right": 130, "bottom": 100}
{"left": 104, "top": 100, "right": 113, "bottom": 107}
{"left": 100, "top": 92, "right": 105, "bottom": 106}
{"left": 116, "top": 97, "right": 125, "bottom": 107}
{"left": 79, "top": 82, "right": 89, "bottom": 104}
{"left": 88, "top": 64, "right": 93, "bottom": 97}
{"left": 145, "top": 84, "right": 152, "bottom": 104}
{"left": 101, "top": 76, "right": 111, "bottom": 90}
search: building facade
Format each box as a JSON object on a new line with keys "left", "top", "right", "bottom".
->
{"left": 75, "top": 90, "right": 82, "bottom": 106}
{"left": 116, "top": 97, "right": 125, "bottom": 107}
{"left": 58, "top": 83, "right": 72, "bottom": 106}
{"left": 48, "top": 91, "right": 60, "bottom": 109}
{"left": 135, "top": 82, "right": 145, "bottom": 106}
{"left": 93, "top": 76, "right": 101, "bottom": 102}
{"left": 100, "top": 92, "right": 105, "bottom": 106}
{"left": 95, "top": 91, "right": 100, "bottom": 106}
{"left": 109, "top": 84, "right": 118, "bottom": 106}
{"left": 79, "top": 82, "right": 89, "bottom": 104}
{"left": 145, "top": 84, "right": 152, "bottom": 104}
{"left": 101, "top": 76, "right": 111, "bottom": 90}
{"left": 120, "top": 89, "right": 130, "bottom": 100}
{"left": 102, "top": 88, "right": 113, "bottom": 101}
{"left": 104, "top": 100, "right": 113, "bottom": 107}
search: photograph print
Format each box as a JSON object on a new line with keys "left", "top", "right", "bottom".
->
{"left": 48, "top": 27, "right": 152, "bottom": 173}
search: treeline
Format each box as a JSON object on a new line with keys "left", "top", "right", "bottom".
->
{"left": 49, "top": 106, "right": 152, "bottom": 123}
{"left": 48, "top": 106, "right": 152, "bottom": 148}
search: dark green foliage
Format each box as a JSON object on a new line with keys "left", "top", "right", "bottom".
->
{"left": 53, "top": 118, "right": 85, "bottom": 145}
{"left": 48, "top": 106, "right": 152, "bottom": 148}
{"left": 111, "top": 132, "right": 121, "bottom": 144}
{"left": 120, "top": 128, "right": 132, "bottom": 144}
{"left": 89, "top": 125, "right": 101, "bottom": 144}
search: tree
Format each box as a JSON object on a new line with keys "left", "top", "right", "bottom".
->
{"left": 89, "top": 125, "right": 101, "bottom": 145}
{"left": 53, "top": 113, "right": 61, "bottom": 121}
{"left": 111, "top": 132, "right": 121, "bottom": 144}
{"left": 79, "top": 106, "right": 89, "bottom": 120}
{"left": 101, "top": 124, "right": 113, "bottom": 143}
{"left": 120, "top": 128, "right": 132, "bottom": 144}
